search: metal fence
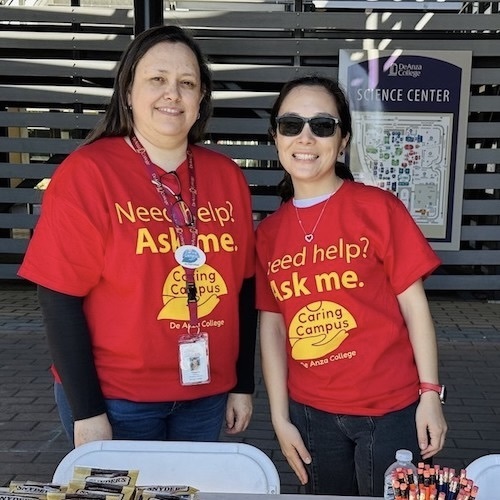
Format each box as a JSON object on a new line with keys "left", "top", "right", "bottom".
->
{"left": 0, "top": 1, "right": 499, "bottom": 294}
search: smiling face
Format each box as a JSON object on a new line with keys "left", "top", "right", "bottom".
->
{"left": 128, "top": 41, "right": 204, "bottom": 149}
{"left": 275, "top": 85, "right": 350, "bottom": 198}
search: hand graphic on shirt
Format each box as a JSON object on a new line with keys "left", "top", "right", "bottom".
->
{"left": 290, "top": 329, "right": 349, "bottom": 360}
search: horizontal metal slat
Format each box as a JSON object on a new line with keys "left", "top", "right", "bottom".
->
{"left": 243, "top": 169, "right": 283, "bottom": 185}
{"left": 0, "top": 264, "right": 24, "bottom": 280}
{"left": 462, "top": 199, "right": 500, "bottom": 216}
{"left": 425, "top": 274, "right": 500, "bottom": 290}
{"left": 469, "top": 95, "right": 500, "bottom": 113}
{"left": 0, "top": 111, "right": 100, "bottom": 129}
{"left": 208, "top": 117, "right": 270, "bottom": 135}
{"left": 0, "top": 137, "right": 82, "bottom": 155}
{"left": 0, "top": 163, "right": 59, "bottom": 179}
{"left": 467, "top": 122, "right": 500, "bottom": 139}
{"left": 211, "top": 64, "right": 337, "bottom": 83}
{"left": 438, "top": 250, "right": 500, "bottom": 265}
{"left": 470, "top": 68, "right": 500, "bottom": 86}
{"left": 204, "top": 143, "right": 279, "bottom": 160}
{"left": 0, "top": 213, "right": 38, "bottom": 229}
{"left": 466, "top": 148, "right": 500, "bottom": 164}
{"left": 0, "top": 58, "right": 119, "bottom": 78}
{"left": 1, "top": 5, "right": 131, "bottom": 24}
{"left": 169, "top": 0, "right": 292, "bottom": 11}
{"left": 166, "top": 10, "right": 295, "bottom": 29}
{"left": 0, "top": 84, "right": 111, "bottom": 105}
{"left": 213, "top": 91, "right": 277, "bottom": 108}
{"left": 0, "top": 32, "right": 130, "bottom": 52}
{"left": 0, "top": 239, "right": 29, "bottom": 253}
{"left": 167, "top": 10, "right": 500, "bottom": 31}
{"left": 300, "top": 11, "right": 500, "bottom": 31}
{"left": 251, "top": 194, "right": 281, "bottom": 212}
{"left": 312, "top": 0, "right": 493, "bottom": 9}
{"left": 461, "top": 225, "right": 500, "bottom": 240}
{"left": 0, "top": 188, "right": 43, "bottom": 204}
{"left": 464, "top": 174, "right": 500, "bottom": 190}
{"left": 199, "top": 38, "right": 500, "bottom": 57}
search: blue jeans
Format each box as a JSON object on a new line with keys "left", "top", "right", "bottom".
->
{"left": 54, "top": 382, "right": 227, "bottom": 446}
{"left": 289, "top": 399, "right": 420, "bottom": 497}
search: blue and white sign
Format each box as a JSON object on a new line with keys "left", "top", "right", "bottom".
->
{"left": 339, "top": 50, "right": 472, "bottom": 250}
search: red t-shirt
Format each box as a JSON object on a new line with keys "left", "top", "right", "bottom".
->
{"left": 19, "top": 138, "right": 255, "bottom": 402}
{"left": 256, "top": 180, "right": 440, "bottom": 416}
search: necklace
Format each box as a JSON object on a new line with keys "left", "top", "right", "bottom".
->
{"left": 294, "top": 183, "right": 342, "bottom": 242}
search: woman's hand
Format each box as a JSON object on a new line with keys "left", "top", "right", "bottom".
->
{"left": 74, "top": 413, "right": 112, "bottom": 447}
{"left": 225, "top": 393, "right": 253, "bottom": 435}
{"left": 274, "top": 419, "right": 312, "bottom": 486}
{"left": 415, "top": 391, "right": 447, "bottom": 459}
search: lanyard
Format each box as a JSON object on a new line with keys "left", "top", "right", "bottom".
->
{"left": 130, "top": 134, "right": 201, "bottom": 330}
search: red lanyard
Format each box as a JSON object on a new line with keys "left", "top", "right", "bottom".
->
{"left": 130, "top": 134, "right": 197, "bottom": 246}
{"left": 130, "top": 134, "right": 200, "bottom": 329}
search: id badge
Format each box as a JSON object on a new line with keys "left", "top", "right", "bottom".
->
{"left": 178, "top": 332, "right": 210, "bottom": 385}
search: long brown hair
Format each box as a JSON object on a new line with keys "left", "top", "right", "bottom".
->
{"left": 84, "top": 25, "right": 212, "bottom": 145}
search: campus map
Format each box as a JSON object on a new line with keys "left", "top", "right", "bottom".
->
{"left": 350, "top": 112, "right": 453, "bottom": 229}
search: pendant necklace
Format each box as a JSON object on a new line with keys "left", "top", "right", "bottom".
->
{"left": 294, "top": 182, "right": 342, "bottom": 243}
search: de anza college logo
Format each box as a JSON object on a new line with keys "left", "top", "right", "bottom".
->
{"left": 388, "top": 62, "right": 423, "bottom": 78}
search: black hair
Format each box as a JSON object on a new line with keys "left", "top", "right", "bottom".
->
{"left": 269, "top": 75, "right": 354, "bottom": 202}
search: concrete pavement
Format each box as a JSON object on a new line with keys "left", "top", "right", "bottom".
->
{"left": 1, "top": 281, "right": 499, "bottom": 493}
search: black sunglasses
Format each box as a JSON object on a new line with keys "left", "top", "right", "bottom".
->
{"left": 276, "top": 115, "right": 341, "bottom": 138}
{"left": 156, "top": 171, "right": 195, "bottom": 227}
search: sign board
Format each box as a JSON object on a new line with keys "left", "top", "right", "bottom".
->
{"left": 339, "top": 50, "right": 472, "bottom": 250}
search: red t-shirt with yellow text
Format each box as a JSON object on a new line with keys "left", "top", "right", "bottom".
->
{"left": 19, "top": 137, "right": 255, "bottom": 402}
{"left": 255, "top": 180, "right": 440, "bottom": 416}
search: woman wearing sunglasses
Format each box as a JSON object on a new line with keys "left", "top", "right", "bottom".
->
{"left": 255, "top": 75, "right": 447, "bottom": 496}
{"left": 19, "top": 26, "right": 256, "bottom": 448}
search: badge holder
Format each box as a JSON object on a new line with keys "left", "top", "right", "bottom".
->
{"left": 179, "top": 329, "right": 210, "bottom": 386}
{"left": 178, "top": 282, "right": 211, "bottom": 386}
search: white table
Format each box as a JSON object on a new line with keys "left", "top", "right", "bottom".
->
{"left": 201, "top": 494, "right": 380, "bottom": 499}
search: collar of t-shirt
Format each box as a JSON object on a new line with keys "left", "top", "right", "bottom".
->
{"left": 293, "top": 192, "right": 332, "bottom": 208}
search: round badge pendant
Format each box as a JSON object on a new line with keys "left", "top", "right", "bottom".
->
{"left": 175, "top": 245, "right": 206, "bottom": 269}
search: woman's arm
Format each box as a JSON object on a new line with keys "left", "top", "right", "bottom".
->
{"left": 260, "top": 310, "right": 311, "bottom": 485}
{"left": 37, "top": 285, "right": 111, "bottom": 446}
{"left": 225, "top": 277, "right": 257, "bottom": 434}
{"left": 232, "top": 277, "right": 257, "bottom": 394}
{"left": 397, "top": 280, "right": 447, "bottom": 459}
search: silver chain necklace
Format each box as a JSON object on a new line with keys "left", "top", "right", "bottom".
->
{"left": 294, "top": 183, "right": 341, "bottom": 243}
{"left": 294, "top": 195, "right": 332, "bottom": 243}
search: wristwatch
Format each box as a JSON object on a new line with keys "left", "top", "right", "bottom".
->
{"left": 419, "top": 382, "right": 447, "bottom": 404}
